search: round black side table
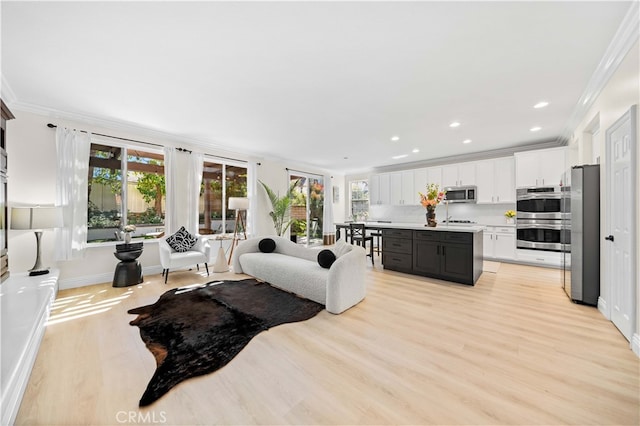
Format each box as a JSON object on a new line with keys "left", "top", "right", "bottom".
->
{"left": 113, "top": 242, "right": 143, "bottom": 287}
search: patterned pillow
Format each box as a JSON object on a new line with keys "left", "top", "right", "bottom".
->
{"left": 166, "top": 226, "right": 198, "bottom": 252}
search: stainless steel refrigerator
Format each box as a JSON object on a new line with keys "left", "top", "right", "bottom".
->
{"left": 564, "top": 164, "right": 600, "bottom": 305}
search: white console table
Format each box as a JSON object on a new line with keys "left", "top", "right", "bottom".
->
{"left": 0, "top": 269, "right": 59, "bottom": 426}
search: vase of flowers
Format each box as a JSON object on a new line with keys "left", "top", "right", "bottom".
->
{"left": 123, "top": 224, "right": 136, "bottom": 244}
{"left": 504, "top": 210, "right": 516, "bottom": 224}
{"left": 419, "top": 184, "right": 446, "bottom": 227}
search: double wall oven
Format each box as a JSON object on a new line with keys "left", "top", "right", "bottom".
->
{"left": 516, "top": 186, "right": 570, "bottom": 252}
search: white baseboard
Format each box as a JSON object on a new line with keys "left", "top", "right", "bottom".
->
{"left": 597, "top": 296, "right": 609, "bottom": 319}
{"left": 59, "top": 265, "right": 164, "bottom": 290}
{"left": 632, "top": 333, "right": 640, "bottom": 358}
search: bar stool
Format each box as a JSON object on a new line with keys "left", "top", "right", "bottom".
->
{"left": 350, "top": 223, "right": 374, "bottom": 265}
{"left": 370, "top": 230, "right": 382, "bottom": 257}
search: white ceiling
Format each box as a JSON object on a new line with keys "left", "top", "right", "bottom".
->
{"left": 0, "top": 1, "right": 633, "bottom": 174}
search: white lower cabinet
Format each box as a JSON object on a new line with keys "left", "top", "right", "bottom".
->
{"left": 483, "top": 226, "right": 515, "bottom": 260}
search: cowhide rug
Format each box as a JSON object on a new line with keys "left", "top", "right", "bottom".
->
{"left": 128, "top": 278, "right": 323, "bottom": 406}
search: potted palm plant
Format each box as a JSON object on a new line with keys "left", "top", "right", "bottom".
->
{"left": 259, "top": 179, "right": 300, "bottom": 236}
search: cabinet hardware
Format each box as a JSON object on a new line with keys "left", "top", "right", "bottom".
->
{"left": 605, "top": 235, "right": 614, "bottom": 242}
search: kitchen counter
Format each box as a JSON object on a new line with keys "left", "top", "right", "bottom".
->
{"left": 335, "top": 222, "right": 484, "bottom": 233}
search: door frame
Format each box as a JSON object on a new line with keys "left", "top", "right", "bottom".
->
{"left": 603, "top": 105, "right": 637, "bottom": 350}
{"left": 287, "top": 171, "right": 324, "bottom": 247}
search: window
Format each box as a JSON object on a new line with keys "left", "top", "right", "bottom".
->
{"left": 199, "top": 160, "right": 247, "bottom": 234}
{"left": 350, "top": 180, "right": 369, "bottom": 219}
{"left": 87, "top": 143, "right": 165, "bottom": 242}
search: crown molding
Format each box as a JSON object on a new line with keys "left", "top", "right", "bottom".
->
{"left": 559, "top": 1, "right": 639, "bottom": 143}
{"left": 9, "top": 101, "right": 255, "bottom": 161}
{"left": 368, "top": 138, "right": 564, "bottom": 175}
{"left": 1, "top": 75, "right": 17, "bottom": 105}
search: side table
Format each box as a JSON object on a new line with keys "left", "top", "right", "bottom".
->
{"left": 212, "top": 235, "right": 232, "bottom": 273}
{"left": 113, "top": 242, "right": 143, "bottom": 287}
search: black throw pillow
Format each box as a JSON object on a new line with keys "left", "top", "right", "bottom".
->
{"left": 317, "top": 249, "right": 337, "bottom": 269}
{"left": 166, "top": 226, "right": 198, "bottom": 252}
{"left": 258, "top": 238, "right": 276, "bottom": 253}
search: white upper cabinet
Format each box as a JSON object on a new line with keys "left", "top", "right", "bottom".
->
{"left": 370, "top": 173, "right": 391, "bottom": 205}
{"left": 413, "top": 168, "right": 427, "bottom": 202}
{"left": 475, "top": 160, "right": 495, "bottom": 203}
{"left": 442, "top": 162, "right": 476, "bottom": 187}
{"left": 389, "top": 170, "right": 417, "bottom": 205}
{"left": 515, "top": 147, "right": 567, "bottom": 188}
{"left": 468, "top": 157, "right": 516, "bottom": 204}
{"left": 401, "top": 171, "right": 416, "bottom": 205}
{"left": 426, "top": 167, "right": 442, "bottom": 189}
{"left": 389, "top": 172, "right": 403, "bottom": 205}
{"left": 494, "top": 157, "right": 516, "bottom": 203}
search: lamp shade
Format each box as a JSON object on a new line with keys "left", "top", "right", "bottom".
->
{"left": 11, "top": 206, "right": 64, "bottom": 230}
{"left": 228, "top": 197, "right": 249, "bottom": 210}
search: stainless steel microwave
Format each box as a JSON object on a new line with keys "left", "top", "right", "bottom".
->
{"left": 444, "top": 185, "right": 477, "bottom": 203}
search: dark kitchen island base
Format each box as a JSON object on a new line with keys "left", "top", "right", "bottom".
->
{"left": 382, "top": 228, "right": 483, "bottom": 285}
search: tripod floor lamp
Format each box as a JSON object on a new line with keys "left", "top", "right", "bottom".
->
{"left": 11, "top": 206, "right": 63, "bottom": 276}
{"left": 228, "top": 197, "right": 249, "bottom": 264}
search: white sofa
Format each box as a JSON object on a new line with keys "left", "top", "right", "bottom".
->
{"left": 232, "top": 236, "right": 366, "bottom": 314}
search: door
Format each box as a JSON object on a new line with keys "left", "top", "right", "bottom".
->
{"left": 289, "top": 173, "right": 324, "bottom": 247}
{"left": 440, "top": 243, "right": 473, "bottom": 282}
{"left": 605, "top": 105, "right": 636, "bottom": 341}
{"left": 413, "top": 240, "right": 440, "bottom": 274}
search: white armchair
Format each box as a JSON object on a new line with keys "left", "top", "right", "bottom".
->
{"left": 158, "top": 234, "right": 211, "bottom": 284}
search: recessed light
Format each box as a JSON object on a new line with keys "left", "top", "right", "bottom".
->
{"left": 391, "top": 136, "right": 400, "bottom": 141}
{"left": 462, "top": 139, "right": 472, "bottom": 144}
{"left": 530, "top": 126, "right": 542, "bottom": 132}
{"left": 392, "top": 154, "right": 408, "bottom": 160}
{"left": 449, "top": 121, "right": 461, "bottom": 128}
{"left": 412, "top": 148, "right": 420, "bottom": 153}
{"left": 533, "top": 101, "right": 549, "bottom": 109}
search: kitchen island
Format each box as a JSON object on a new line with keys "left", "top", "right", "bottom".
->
{"left": 335, "top": 222, "right": 483, "bottom": 285}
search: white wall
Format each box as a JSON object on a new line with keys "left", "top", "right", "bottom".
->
{"left": 566, "top": 40, "right": 640, "bottom": 350}
{"left": 254, "top": 158, "right": 344, "bottom": 236}
{"left": 6, "top": 110, "right": 342, "bottom": 288}
{"left": 5, "top": 110, "right": 248, "bottom": 288}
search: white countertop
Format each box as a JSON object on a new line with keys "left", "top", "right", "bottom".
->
{"left": 336, "top": 222, "right": 484, "bottom": 233}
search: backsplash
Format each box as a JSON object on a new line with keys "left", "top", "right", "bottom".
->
{"left": 369, "top": 202, "right": 516, "bottom": 226}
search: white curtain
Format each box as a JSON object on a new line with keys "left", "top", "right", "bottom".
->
{"left": 54, "top": 127, "right": 91, "bottom": 260}
{"left": 322, "top": 174, "right": 335, "bottom": 244}
{"left": 186, "top": 152, "right": 203, "bottom": 235}
{"left": 246, "top": 160, "right": 258, "bottom": 237}
{"left": 163, "top": 147, "right": 178, "bottom": 236}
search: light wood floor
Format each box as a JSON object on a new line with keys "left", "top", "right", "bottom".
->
{"left": 16, "top": 263, "right": 639, "bottom": 425}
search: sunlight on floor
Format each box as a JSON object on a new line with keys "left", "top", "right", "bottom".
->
{"left": 47, "top": 289, "right": 135, "bottom": 326}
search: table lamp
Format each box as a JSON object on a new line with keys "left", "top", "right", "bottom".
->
{"left": 11, "top": 206, "right": 63, "bottom": 276}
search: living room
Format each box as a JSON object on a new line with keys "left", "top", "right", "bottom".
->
{"left": 1, "top": 1, "right": 639, "bottom": 425}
